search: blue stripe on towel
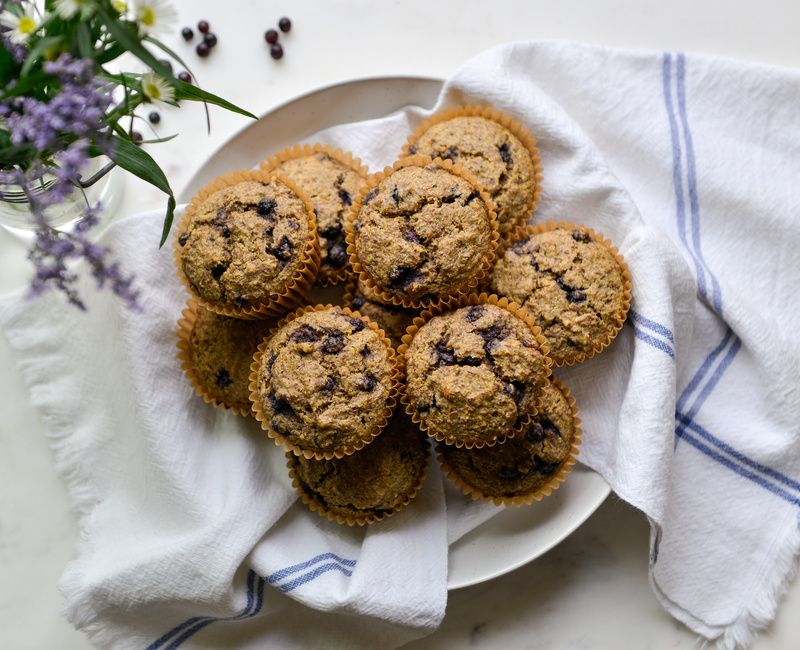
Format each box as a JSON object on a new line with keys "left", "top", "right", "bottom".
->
{"left": 629, "top": 309, "right": 675, "bottom": 343}
{"left": 629, "top": 322, "right": 675, "bottom": 358}
{"left": 675, "top": 425, "right": 800, "bottom": 507}
{"left": 150, "top": 553, "right": 357, "bottom": 648}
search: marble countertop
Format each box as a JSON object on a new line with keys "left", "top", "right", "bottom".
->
{"left": 1, "top": 1, "right": 799, "bottom": 648}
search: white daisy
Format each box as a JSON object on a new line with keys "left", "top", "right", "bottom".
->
{"left": 53, "top": 0, "right": 93, "bottom": 20}
{"left": 0, "top": 8, "right": 39, "bottom": 44}
{"left": 134, "top": 0, "right": 177, "bottom": 36}
{"left": 140, "top": 72, "right": 175, "bottom": 107}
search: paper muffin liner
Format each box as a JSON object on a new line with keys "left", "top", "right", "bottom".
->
{"left": 344, "top": 155, "right": 500, "bottom": 311}
{"left": 437, "top": 374, "right": 582, "bottom": 507}
{"left": 175, "top": 298, "right": 255, "bottom": 417}
{"left": 400, "top": 104, "right": 544, "bottom": 238}
{"left": 173, "top": 168, "right": 321, "bottom": 320}
{"left": 396, "top": 292, "right": 553, "bottom": 449}
{"left": 260, "top": 143, "right": 370, "bottom": 287}
{"left": 248, "top": 303, "right": 401, "bottom": 460}
{"left": 499, "top": 220, "right": 633, "bottom": 366}
{"left": 284, "top": 434, "right": 430, "bottom": 526}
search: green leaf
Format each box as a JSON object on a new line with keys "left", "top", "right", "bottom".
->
{"left": 107, "top": 136, "right": 176, "bottom": 246}
{"left": 172, "top": 80, "right": 257, "bottom": 120}
{"left": 95, "top": 7, "right": 175, "bottom": 82}
{"left": 0, "top": 143, "right": 37, "bottom": 165}
{"left": 75, "top": 23, "right": 93, "bottom": 60}
{"left": 20, "top": 36, "right": 62, "bottom": 77}
{"left": 96, "top": 42, "right": 126, "bottom": 65}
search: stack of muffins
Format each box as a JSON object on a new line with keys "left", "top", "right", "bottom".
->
{"left": 175, "top": 106, "right": 632, "bottom": 526}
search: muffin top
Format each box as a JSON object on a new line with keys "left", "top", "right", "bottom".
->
{"left": 439, "top": 377, "right": 576, "bottom": 498}
{"left": 351, "top": 161, "right": 495, "bottom": 304}
{"left": 186, "top": 306, "right": 272, "bottom": 412}
{"left": 179, "top": 178, "right": 312, "bottom": 310}
{"left": 273, "top": 152, "right": 366, "bottom": 282}
{"left": 291, "top": 412, "right": 429, "bottom": 522}
{"left": 491, "top": 226, "right": 628, "bottom": 365}
{"left": 404, "top": 303, "right": 550, "bottom": 446}
{"left": 348, "top": 278, "right": 418, "bottom": 349}
{"left": 409, "top": 116, "right": 536, "bottom": 235}
{"left": 254, "top": 306, "right": 395, "bottom": 456}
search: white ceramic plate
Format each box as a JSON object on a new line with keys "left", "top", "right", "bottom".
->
{"left": 179, "top": 76, "right": 611, "bottom": 591}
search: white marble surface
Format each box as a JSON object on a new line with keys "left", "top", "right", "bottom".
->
{"left": 1, "top": 1, "right": 799, "bottom": 648}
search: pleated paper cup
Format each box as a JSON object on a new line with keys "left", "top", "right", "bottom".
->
{"left": 400, "top": 104, "right": 544, "bottom": 238}
{"left": 173, "top": 168, "right": 321, "bottom": 320}
{"left": 260, "top": 143, "right": 369, "bottom": 287}
{"left": 344, "top": 155, "right": 500, "bottom": 311}
{"left": 396, "top": 292, "right": 553, "bottom": 449}
{"left": 493, "top": 220, "right": 633, "bottom": 366}
{"left": 285, "top": 427, "right": 429, "bottom": 526}
{"left": 175, "top": 298, "right": 275, "bottom": 417}
{"left": 248, "top": 303, "right": 400, "bottom": 460}
{"left": 437, "top": 375, "right": 582, "bottom": 506}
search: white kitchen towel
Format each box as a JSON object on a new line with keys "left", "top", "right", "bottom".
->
{"left": 1, "top": 41, "right": 799, "bottom": 649}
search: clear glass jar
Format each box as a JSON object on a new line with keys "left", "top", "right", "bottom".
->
{"left": 0, "top": 157, "right": 124, "bottom": 233}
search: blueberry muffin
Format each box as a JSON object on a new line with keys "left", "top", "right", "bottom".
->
{"left": 177, "top": 171, "right": 318, "bottom": 316}
{"left": 491, "top": 224, "right": 630, "bottom": 365}
{"left": 345, "top": 277, "right": 418, "bottom": 348}
{"left": 177, "top": 301, "right": 274, "bottom": 414}
{"left": 439, "top": 376, "right": 579, "bottom": 503}
{"left": 251, "top": 306, "right": 397, "bottom": 459}
{"left": 402, "top": 300, "right": 551, "bottom": 447}
{"left": 288, "top": 412, "right": 429, "bottom": 525}
{"left": 404, "top": 108, "right": 541, "bottom": 236}
{"left": 347, "top": 157, "right": 498, "bottom": 307}
{"left": 263, "top": 146, "right": 367, "bottom": 284}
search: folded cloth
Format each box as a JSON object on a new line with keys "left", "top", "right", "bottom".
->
{"left": 2, "top": 41, "right": 799, "bottom": 649}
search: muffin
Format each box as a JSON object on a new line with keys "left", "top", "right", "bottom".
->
{"left": 346, "top": 156, "right": 499, "bottom": 308}
{"left": 177, "top": 301, "right": 275, "bottom": 415}
{"left": 287, "top": 412, "right": 429, "bottom": 525}
{"left": 261, "top": 145, "right": 368, "bottom": 285}
{"left": 175, "top": 169, "right": 319, "bottom": 318}
{"left": 250, "top": 305, "right": 398, "bottom": 459}
{"left": 344, "top": 277, "right": 418, "bottom": 348}
{"left": 403, "top": 106, "right": 542, "bottom": 237}
{"left": 438, "top": 376, "right": 580, "bottom": 505}
{"left": 400, "top": 296, "right": 551, "bottom": 448}
{"left": 491, "top": 222, "right": 631, "bottom": 365}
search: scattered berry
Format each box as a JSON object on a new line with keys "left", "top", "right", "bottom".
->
{"left": 196, "top": 42, "right": 210, "bottom": 57}
{"left": 148, "top": 111, "right": 161, "bottom": 125}
{"left": 270, "top": 43, "right": 283, "bottom": 60}
{"left": 264, "top": 29, "right": 279, "bottom": 44}
{"left": 278, "top": 17, "right": 291, "bottom": 33}
{"left": 198, "top": 20, "right": 209, "bottom": 34}
{"left": 131, "top": 131, "right": 143, "bottom": 144}
{"left": 178, "top": 71, "right": 192, "bottom": 83}
{"left": 181, "top": 27, "right": 193, "bottom": 41}
{"left": 158, "top": 58, "right": 173, "bottom": 74}
{"left": 203, "top": 32, "right": 218, "bottom": 48}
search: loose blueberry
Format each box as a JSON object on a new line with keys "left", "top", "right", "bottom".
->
{"left": 265, "top": 29, "right": 279, "bottom": 44}
{"left": 178, "top": 71, "right": 192, "bottom": 83}
{"left": 131, "top": 130, "right": 143, "bottom": 143}
{"left": 158, "top": 58, "right": 173, "bottom": 74}
{"left": 198, "top": 20, "right": 210, "bottom": 34}
{"left": 203, "top": 33, "right": 218, "bottom": 48}
{"left": 278, "top": 17, "right": 292, "bottom": 32}
{"left": 196, "top": 42, "right": 210, "bottom": 57}
{"left": 270, "top": 43, "right": 283, "bottom": 59}
{"left": 148, "top": 111, "right": 160, "bottom": 124}
{"left": 181, "top": 27, "right": 194, "bottom": 41}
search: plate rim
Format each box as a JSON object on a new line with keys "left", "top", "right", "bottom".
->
{"left": 178, "top": 74, "right": 611, "bottom": 591}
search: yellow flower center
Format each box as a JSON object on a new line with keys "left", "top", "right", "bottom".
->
{"left": 140, "top": 7, "right": 155, "bottom": 26}
{"left": 111, "top": 0, "right": 127, "bottom": 11}
{"left": 18, "top": 16, "right": 35, "bottom": 34}
{"left": 144, "top": 82, "right": 161, "bottom": 100}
